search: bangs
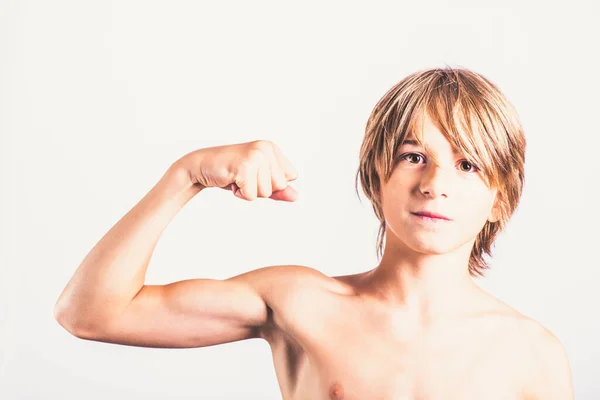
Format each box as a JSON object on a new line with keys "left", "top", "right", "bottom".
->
{"left": 398, "top": 70, "right": 513, "bottom": 190}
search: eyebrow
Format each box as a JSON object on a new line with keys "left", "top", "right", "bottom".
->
{"left": 401, "top": 139, "right": 460, "bottom": 154}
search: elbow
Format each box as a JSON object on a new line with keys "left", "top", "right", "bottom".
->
{"left": 53, "top": 301, "right": 96, "bottom": 339}
{"left": 53, "top": 301, "right": 78, "bottom": 336}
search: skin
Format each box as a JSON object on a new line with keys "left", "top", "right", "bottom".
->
{"left": 54, "top": 117, "right": 574, "bottom": 399}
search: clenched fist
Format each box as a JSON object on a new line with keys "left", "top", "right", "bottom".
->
{"left": 175, "top": 140, "right": 298, "bottom": 202}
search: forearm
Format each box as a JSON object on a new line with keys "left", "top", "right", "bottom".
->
{"left": 54, "top": 162, "right": 203, "bottom": 334}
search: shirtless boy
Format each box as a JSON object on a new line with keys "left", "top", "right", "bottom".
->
{"left": 54, "top": 67, "right": 574, "bottom": 399}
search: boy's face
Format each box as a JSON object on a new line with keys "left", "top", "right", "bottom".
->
{"left": 380, "top": 112, "right": 499, "bottom": 254}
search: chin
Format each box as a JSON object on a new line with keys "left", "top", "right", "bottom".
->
{"left": 394, "top": 229, "right": 468, "bottom": 255}
{"left": 386, "top": 221, "right": 476, "bottom": 255}
{"left": 407, "top": 238, "right": 458, "bottom": 255}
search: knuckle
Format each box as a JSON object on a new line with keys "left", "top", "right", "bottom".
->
{"left": 234, "top": 175, "right": 245, "bottom": 190}
{"left": 252, "top": 139, "right": 272, "bottom": 150}
{"left": 247, "top": 148, "right": 267, "bottom": 165}
{"left": 250, "top": 140, "right": 273, "bottom": 156}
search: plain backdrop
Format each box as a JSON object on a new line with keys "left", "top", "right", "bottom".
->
{"left": 1, "top": 0, "right": 599, "bottom": 398}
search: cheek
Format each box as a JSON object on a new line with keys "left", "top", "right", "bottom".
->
{"left": 380, "top": 185, "right": 409, "bottom": 213}
{"left": 381, "top": 176, "right": 411, "bottom": 202}
{"left": 456, "top": 190, "right": 497, "bottom": 227}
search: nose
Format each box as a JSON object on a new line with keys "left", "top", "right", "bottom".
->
{"left": 419, "top": 163, "right": 451, "bottom": 198}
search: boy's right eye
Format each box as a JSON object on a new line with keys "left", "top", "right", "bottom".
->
{"left": 400, "top": 153, "right": 425, "bottom": 164}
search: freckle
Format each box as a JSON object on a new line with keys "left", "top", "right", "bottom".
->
{"left": 329, "top": 382, "right": 344, "bottom": 399}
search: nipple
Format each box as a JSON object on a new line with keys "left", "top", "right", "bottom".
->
{"left": 329, "top": 382, "right": 344, "bottom": 400}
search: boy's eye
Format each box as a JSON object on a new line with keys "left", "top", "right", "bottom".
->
{"left": 402, "top": 153, "right": 424, "bottom": 164}
{"left": 459, "top": 160, "right": 480, "bottom": 173}
{"left": 399, "top": 153, "right": 480, "bottom": 173}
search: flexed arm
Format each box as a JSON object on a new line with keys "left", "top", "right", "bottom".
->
{"left": 54, "top": 140, "right": 298, "bottom": 348}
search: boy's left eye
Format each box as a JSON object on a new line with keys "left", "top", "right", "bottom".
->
{"left": 459, "top": 160, "right": 480, "bottom": 172}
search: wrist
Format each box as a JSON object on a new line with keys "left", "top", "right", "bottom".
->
{"left": 165, "top": 160, "right": 206, "bottom": 194}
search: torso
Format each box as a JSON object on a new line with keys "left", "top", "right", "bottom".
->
{"left": 259, "top": 269, "right": 536, "bottom": 400}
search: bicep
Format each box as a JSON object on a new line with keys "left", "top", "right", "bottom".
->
{"left": 80, "top": 276, "right": 271, "bottom": 349}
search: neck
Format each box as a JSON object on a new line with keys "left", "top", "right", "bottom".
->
{"left": 361, "top": 233, "right": 482, "bottom": 324}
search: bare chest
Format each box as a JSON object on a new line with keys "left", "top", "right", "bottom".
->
{"left": 266, "top": 295, "right": 528, "bottom": 400}
{"left": 271, "top": 329, "right": 523, "bottom": 400}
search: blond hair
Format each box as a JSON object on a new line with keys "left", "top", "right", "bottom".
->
{"left": 355, "top": 67, "right": 526, "bottom": 277}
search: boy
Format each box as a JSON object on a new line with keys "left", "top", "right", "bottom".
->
{"left": 54, "top": 67, "right": 574, "bottom": 399}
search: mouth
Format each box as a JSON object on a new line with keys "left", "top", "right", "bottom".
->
{"left": 411, "top": 211, "right": 452, "bottom": 221}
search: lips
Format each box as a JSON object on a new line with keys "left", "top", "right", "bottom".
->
{"left": 411, "top": 211, "right": 451, "bottom": 221}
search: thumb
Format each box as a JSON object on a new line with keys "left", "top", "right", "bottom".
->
{"left": 269, "top": 185, "right": 298, "bottom": 202}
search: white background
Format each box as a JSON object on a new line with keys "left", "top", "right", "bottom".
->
{"left": 1, "top": 0, "right": 599, "bottom": 398}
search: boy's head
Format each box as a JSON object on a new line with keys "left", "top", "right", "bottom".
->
{"left": 355, "top": 67, "right": 526, "bottom": 277}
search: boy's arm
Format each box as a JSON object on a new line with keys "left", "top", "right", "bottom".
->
{"left": 53, "top": 163, "right": 271, "bottom": 347}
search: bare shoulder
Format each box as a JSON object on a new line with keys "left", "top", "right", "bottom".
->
{"left": 516, "top": 317, "right": 574, "bottom": 399}
{"left": 479, "top": 296, "right": 571, "bottom": 364}
{"left": 231, "top": 264, "right": 353, "bottom": 310}
{"left": 469, "top": 296, "right": 573, "bottom": 399}
{"left": 233, "top": 265, "right": 354, "bottom": 339}
{"left": 234, "top": 264, "right": 352, "bottom": 293}
{"left": 485, "top": 302, "right": 574, "bottom": 400}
